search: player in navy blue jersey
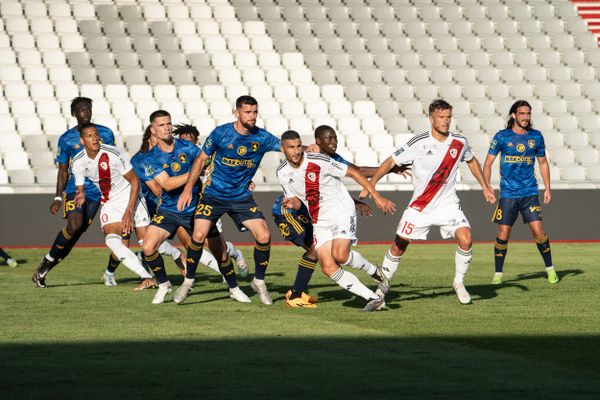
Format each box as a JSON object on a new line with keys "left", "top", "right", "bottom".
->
{"left": 178, "top": 96, "right": 279, "bottom": 305}
{"left": 483, "top": 100, "right": 559, "bottom": 285}
{"left": 32, "top": 97, "right": 116, "bottom": 288}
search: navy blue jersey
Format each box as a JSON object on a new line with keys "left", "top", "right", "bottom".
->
{"left": 130, "top": 150, "right": 163, "bottom": 211}
{"left": 149, "top": 139, "right": 201, "bottom": 215}
{"left": 56, "top": 124, "right": 115, "bottom": 200}
{"left": 488, "top": 129, "right": 546, "bottom": 198}
{"left": 201, "top": 122, "right": 280, "bottom": 200}
{"left": 329, "top": 152, "right": 351, "bottom": 166}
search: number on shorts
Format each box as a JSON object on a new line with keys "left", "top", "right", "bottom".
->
{"left": 152, "top": 215, "right": 164, "bottom": 224}
{"left": 401, "top": 221, "right": 414, "bottom": 235}
{"left": 65, "top": 200, "right": 76, "bottom": 212}
{"left": 297, "top": 215, "right": 309, "bottom": 224}
{"left": 101, "top": 213, "right": 108, "bottom": 223}
{"left": 195, "top": 204, "right": 213, "bottom": 217}
{"left": 493, "top": 208, "right": 503, "bottom": 221}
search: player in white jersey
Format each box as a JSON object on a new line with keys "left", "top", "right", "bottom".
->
{"left": 71, "top": 123, "right": 156, "bottom": 287}
{"left": 277, "top": 130, "right": 396, "bottom": 311}
{"left": 364, "top": 100, "right": 496, "bottom": 304}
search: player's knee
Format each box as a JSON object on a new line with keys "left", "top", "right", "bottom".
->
{"left": 142, "top": 239, "right": 158, "bottom": 256}
{"left": 320, "top": 262, "right": 337, "bottom": 277}
{"left": 392, "top": 235, "right": 409, "bottom": 255}
{"left": 254, "top": 230, "right": 270, "bottom": 244}
{"left": 66, "top": 220, "right": 83, "bottom": 236}
{"left": 332, "top": 248, "right": 350, "bottom": 264}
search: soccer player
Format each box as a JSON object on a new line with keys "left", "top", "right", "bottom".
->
{"left": 483, "top": 100, "right": 559, "bottom": 285}
{"left": 141, "top": 110, "right": 250, "bottom": 304}
{"left": 71, "top": 123, "right": 156, "bottom": 286}
{"left": 173, "top": 123, "right": 249, "bottom": 277}
{"left": 365, "top": 99, "right": 496, "bottom": 305}
{"left": 277, "top": 130, "right": 396, "bottom": 311}
{"left": 177, "top": 96, "right": 280, "bottom": 305}
{"left": 32, "top": 97, "right": 116, "bottom": 288}
{"left": 0, "top": 248, "right": 17, "bottom": 267}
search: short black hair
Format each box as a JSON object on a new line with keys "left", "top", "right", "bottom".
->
{"left": 235, "top": 95, "right": 258, "bottom": 109}
{"left": 70, "top": 97, "right": 92, "bottom": 114}
{"left": 281, "top": 130, "right": 300, "bottom": 142}
{"left": 78, "top": 122, "right": 97, "bottom": 136}
{"left": 173, "top": 123, "right": 200, "bottom": 138}
{"left": 507, "top": 100, "right": 532, "bottom": 130}
{"left": 314, "top": 125, "right": 336, "bottom": 139}
{"left": 428, "top": 99, "right": 452, "bottom": 114}
{"left": 149, "top": 109, "right": 171, "bottom": 123}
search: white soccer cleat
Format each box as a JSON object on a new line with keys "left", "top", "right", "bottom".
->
{"left": 152, "top": 282, "right": 173, "bottom": 304}
{"left": 229, "top": 286, "right": 251, "bottom": 303}
{"left": 452, "top": 282, "right": 472, "bottom": 305}
{"left": 173, "top": 278, "right": 194, "bottom": 304}
{"left": 234, "top": 249, "right": 249, "bottom": 278}
{"left": 103, "top": 271, "right": 117, "bottom": 287}
{"left": 250, "top": 278, "right": 273, "bottom": 305}
{"left": 7, "top": 258, "right": 18, "bottom": 268}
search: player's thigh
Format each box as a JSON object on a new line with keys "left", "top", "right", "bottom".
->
{"left": 102, "top": 222, "right": 123, "bottom": 236}
{"left": 145, "top": 211, "right": 182, "bottom": 252}
{"left": 192, "top": 217, "right": 213, "bottom": 242}
{"left": 491, "top": 197, "right": 519, "bottom": 226}
{"left": 194, "top": 194, "right": 227, "bottom": 225}
{"left": 331, "top": 238, "right": 353, "bottom": 264}
{"left": 99, "top": 200, "right": 127, "bottom": 229}
{"left": 228, "top": 196, "right": 267, "bottom": 235}
{"left": 273, "top": 215, "right": 312, "bottom": 248}
{"left": 242, "top": 218, "right": 271, "bottom": 243}
{"left": 315, "top": 241, "right": 337, "bottom": 276}
{"left": 437, "top": 205, "right": 471, "bottom": 240}
{"left": 143, "top": 225, "right": 171, "bottom": 253}
{"left": 518, "top": 195, "right": 543, "bottom": 224}
{"left": 395, "top": 207, "right": 430, "bottom": 240}
{"left": 133, "top": 198, "right": 151, "bottom": 229}
{"left": 527, "top": 220, "right": 546, "bottom": 239}
{"left": 207, "top": 232, "right": 227, "bottom": 262}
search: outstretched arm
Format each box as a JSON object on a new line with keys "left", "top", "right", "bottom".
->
{"left": 358, "top": 156, "right": 396, "bottom": 199}
{"left": 346, "top": 165, "right": 396, "bottom": 214}
{"left": 177, "top": 151, "right": 209, "bottom": 210}
{"left": 154, "top": 171, "right": 190, "bottom": 192}
{"left": 467, "top": 157, "right": 496, "bottom": 204}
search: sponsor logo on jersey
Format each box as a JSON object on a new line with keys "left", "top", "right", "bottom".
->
{"left": 450, "top": 149, "right": 458, "bottom": 159}
{"left": 516, "top": 143, "right": 525, "bottom": 153}
{"left": 251, "top": 142, "right": 259, "bottom": 152}
{"left": 171, "top": 162, "right": 181, "bottom": 172}
{"left": 394, "top": 148, "right": 405, "bottom": 157}
{"left": 221, "top": 157, "right": 255, "bottom": 168}
{"left": 528, "top": 140, "right": 535, "bottom": 149}
{"left": 504, "top": 155, "right": 533, "bottom": 165}
{"left": 178, "top": 153, "right": 187, "bottom": 163}
{"left": 100, "top": 161, "right": 109, "bottom": 170}
{"left": 144, "top": 163, "right": 155, "bottom": 177}
{"left": 307, "top": 172, "right": 317, "bottom": 182}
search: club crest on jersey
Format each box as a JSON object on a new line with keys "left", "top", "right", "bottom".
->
{"left": 178, "top": 153, "right": 187, "bottom": 163}
{"left": 99, "top": 161, "right": 109, "bottom": 170}
{"left": 516, "top": 143, "right": 525, "bottom": 153}
{"left": 528, "top": 140, "right": 535, "bottom": 149}
{"left": 171, "top": 162, "right": 181, "bottom": 172}
{"left": 251, "top": 142, "right": 259, "bottom": 152}
{"left": 450, "top": 149, "right": 458, "bottom": 159}
{"left": 307, "top": 172, "right": 317, "bottom": 182}
{"left": 144, "top": 163, "right": 155, "bottom": 176}
{"left": 237, "top": 145, "right": 248, "bottom": 156}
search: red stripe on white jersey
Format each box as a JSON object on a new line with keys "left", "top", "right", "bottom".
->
{"left": 410, "top": 139, "right": 464, "bottom": 212}
{"left": 305, "top": 162, "right": 321, "bottom": 223}
{"left": 98, "top": 152, "right": 111, "bottom": 202}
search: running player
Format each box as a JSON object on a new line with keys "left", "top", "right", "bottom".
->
{"left": 177, "top": 96, "right": 280, "bottom": 305}
{"left": 32, "top": 97, "right": 115, "bottom": 288}
{"left": 483, "top": 100, "right": 559, "bottom": 285}
{"left": 0, "top": 248, "right": 17, "bottom": 267}
{"left": 365, "top": 99, "right": 496, "bottom": 305}
{"left": 71, "top": 123, "right": 156, "bottom": 287}
{"left": 277, "top": 130, "right": 396, "bottom": 311}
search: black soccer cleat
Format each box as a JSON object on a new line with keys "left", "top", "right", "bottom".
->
{"left": 32, "top": 272, "right": 46, "bottom": 288}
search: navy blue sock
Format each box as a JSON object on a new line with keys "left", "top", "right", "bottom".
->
{"left": 253, "top": 241, "right": 270, "bottom": 280}
{"left": 48, "top": 228, "right": 76, "bottom": 261}
{"left": 291, "top": 255, "right": 317, "bottom": 298}
{"left": 106, "top": 253, "right": 120, "bottom": 273}
{"left": 144, "top": 251, "right": 168, "bottom": 284}
{"left": 494, "top": 238, "right": 508, "bottom": 273}
{"left": 536, "top": 235, "right": 553, "bottom": 267}
{"left": 0, "top": 248, "right": 11, "bottom": 260}
{"left": 219, "top": 258, "right": 238, "bottom": 289}
{"left": 185, "top": 239, "right": 204, "bottom": 280}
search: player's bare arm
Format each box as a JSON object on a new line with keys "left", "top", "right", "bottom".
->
{"left": 51, "top": 163, "right": 69, "bottom": 214}
{"left": 282, "top": 196, "right": 302, "bottom": 211}
{"left": 177, "top": 150, "right": 208, "bottom": 210}
{"left": 537, "top": 155, "right": 551, "bottom": 204}
{"left": 346, "top": 165, "right": 396, "bottom": 214}
{"left": 146, "top": 179, "right": 162, "bottom": 197}
{"left": 467, "top": 157, "right": 496, "bottom": 204}
{"left": 353, "top": 199, "right": 373, "bottom": 217}
{"left": 154, "top": 171, "right": 190, "bottom": 192}
{"left": 121, "top": 169, "right": 141, "bottom": 234}
{"left": 482, "top": 153, "right": 497, "bottom": 189}
{"left": 359, "top": 156, "right": 396, "bottom": 199}
{"left": 74, "top": 185, "right": 86, "bottom": 208}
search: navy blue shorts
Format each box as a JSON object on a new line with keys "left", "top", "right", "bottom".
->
{"left": 273, "top": 212, "right": 313, "bottom": 250}
{"left": 492, "top": 195, "right": 542, "bottom": 226}
{"left": 194, "top": 194, "right": 264, "bottom": 231}
{"left": 150, "top": 209, "right": 195, "bottom": 237}
{"left": 63, "top": 192, "right": 100, "bottom": 227}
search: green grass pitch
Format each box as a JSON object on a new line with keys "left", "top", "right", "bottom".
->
{"left": 1, "top": 243, "right": 598, "bottom": 400}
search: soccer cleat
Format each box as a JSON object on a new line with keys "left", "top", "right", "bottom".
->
{"left": 32, "top": 272, "right": 46, "bottom": 288}
{"left": 7, "top": 258, "right": 18, "bottom": 268}
{"left": 152, "top": 282, "right": 173, "bottom": 304}
{"left": 372, "top": 264, "right": 390, "bottom": 295}
{"left": 491, "top": 273, "right": 503, "bottom": 285}
{"left": 134, "top": 278, "right": 157, "bottom": 291}
{"left": 173, "top": 279, "right": 194, "bottom": 304}
{"left": 362, "top": 295, "right": 386, "bottom": 312}
{"left": 229, "top": 286, "right": 252, "bottom": 303}
{"left": 286, "top": 296, "right": 317, "bottom": 308}
{"left": 285, "top": 290, "right": 317, "bottom": 304}
{"left": 103, "top": 271, "right": 117, "bottom": 287}
{"left": 547, "top": 269, "right": 559, "bottom": 284}
{"left": 452, "top": 282, "right": 472, "bottom": 304}
{"left": 234, "top": 249, "right": 249, "bottom": 278}
{"left": 250, "top": 278, "right": 273, "bottom": 305}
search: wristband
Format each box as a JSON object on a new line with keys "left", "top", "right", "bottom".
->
{"left": 54, "top": 196, "right": 62, "bottom": 202}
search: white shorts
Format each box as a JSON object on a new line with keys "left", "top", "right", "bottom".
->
{"left": 395, "top": 203, "right": 470, "bottom": 240}
{"left": 313, "top": 214, "right": 358, "bottom": 250}
{"left": 100, "top": 195, "right": 150, "bottom": 228}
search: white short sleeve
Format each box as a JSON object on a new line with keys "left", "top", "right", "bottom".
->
{"left": 391, "top": 144, "right": 415, "bottom": 166}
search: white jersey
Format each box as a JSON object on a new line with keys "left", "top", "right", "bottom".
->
{"left": 72, "top": 144, "right": 133, "bottom": 204}
{"left": 276, "top": 152, "right": 355, "bottom": 226}
{"left": 392, "top": 131, "right": 473, "bottom": 213}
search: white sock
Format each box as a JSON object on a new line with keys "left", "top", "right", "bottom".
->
{"left": 344, "top": 250, "right": 377, "bottom": 275}
{"left": 105, "top": 234, "right": 152, "bottom": 279}
{"left": 545, "top": 266, "right": 555, "bottom": 271}
{"left": 158, "top": 240, "right": 182, "bottom": 260}
{"left": 382, "top": 250, "right": 401, "bottom": 280}
{"left": 330, "top": 268, "right": 378, "bottom": 300}
{"left": 454, "top": 247, "right": 472, "bottom": 284}
{"left": 45, "top": 254, "right": 55, "bottom": 262}
{"left": 200, "top": 250, "right": 220, "bottom": 274}
{"left": 226, "top": 241, "right": 237, "bottom": 260}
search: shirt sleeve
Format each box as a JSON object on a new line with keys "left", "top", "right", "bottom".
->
{"left": 104, "top": 128, "right": 116, "bottom": 146}
{"left": 71, "top": 159, "right": 85, "bottom": 186}
{"left": 264, "top": 132, "right": 281, "bottom": 152}
{"left": 326, "top": 158, "right": 348, "bottom": 178}
{"left": 535, "top": 134, "right": 546, "bottom": 157}
{"left": 117, "top": 149, "right": 133, "bottom": 174}
{"left": 201, "top": 129, "right": 218, "bottom": 156}
{"left": 391, "top": 143, "right": 415, "bottom": 165}
{"left": 461, "top": 138, "right": 474, "bottom": 162}
{"left": 488, "top": 132, "right": 502, "bottom": 156}
{"left": 55, "top": 135, "right": 69, "bottom": 165}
